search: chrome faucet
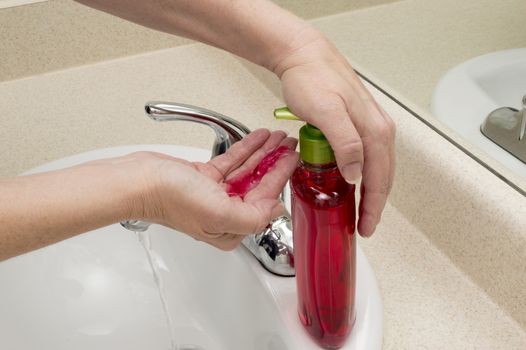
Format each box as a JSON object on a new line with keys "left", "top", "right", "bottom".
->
{"left": 481, "top": 95, "right": 526, "bottom": 164}
{"left": 121, "top": 102, "right": 295, "bottom": 276}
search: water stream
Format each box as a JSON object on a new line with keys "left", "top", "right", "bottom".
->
{"left": 136, "top": 231, "right": 176, "bottom": 350}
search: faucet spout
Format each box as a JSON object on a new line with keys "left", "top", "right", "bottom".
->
{"left": 122, "top": 102, "right": 295, "bottom": 276}
{"left": 145, "top": 102, "right": 251, "bottom": 157}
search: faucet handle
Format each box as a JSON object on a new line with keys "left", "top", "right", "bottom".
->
{"left": 481, "top": 95, "right": 526, "bottom": 163}
{"left": 145, "top": 102, "right": 251, "bottom": 157}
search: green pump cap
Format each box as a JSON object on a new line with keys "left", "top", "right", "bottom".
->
{"left": 274, "top": 107, "right": 335, "bottom": 164}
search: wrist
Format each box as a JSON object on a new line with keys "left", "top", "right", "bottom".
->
{"left": 83, "top": 153, "right": 162, "bottom": 223}
{"left": 270, "top": 29, "right": 345, "bottom": 83}
{"left": 264, "top": 22, "right": 326, "bottom": 77}
{"left": 114, "top": 152, "right": 165, "bottom": 223}
{"left": 267, "top": 27, "right": 328, "bottom": 77}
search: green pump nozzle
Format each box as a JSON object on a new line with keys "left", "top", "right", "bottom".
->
{"left": 274, "top": 107, "right": 335, "bottom": 164}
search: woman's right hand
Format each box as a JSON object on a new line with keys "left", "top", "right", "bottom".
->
{"left": 273, "top": 29, "right": 396, "bottom": 238}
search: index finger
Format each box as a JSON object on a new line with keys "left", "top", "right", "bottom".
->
{"left": 243, "top": 137, "right": 298, "bottom": 202}
{"left": 207, "top": 128, "right": 270, "bottom": 179}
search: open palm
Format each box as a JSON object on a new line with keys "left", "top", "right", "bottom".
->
{"left": 139, "top": 129, "right": 298, "bottom": 250}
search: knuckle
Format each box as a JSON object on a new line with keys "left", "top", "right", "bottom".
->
{"left": 315, "top": 95, "right": 346, "bottom": 117}
{"left": 336, "top": 138, "right": 364, "bottom": 158}
{"left": 374, "top": 122, "right": 393, "bottom": 146}
{"left": 385, "top": 116, "right": 397, "bottom": 139}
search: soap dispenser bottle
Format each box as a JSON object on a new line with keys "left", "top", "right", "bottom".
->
{"left": 275, "top": 107, "right": 356, "bottom": 349}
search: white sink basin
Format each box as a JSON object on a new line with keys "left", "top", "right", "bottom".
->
{"left": 0, "top": 145, "right": 382, "bottom": 350}
{"left": 431, "top": 48, "right": 526, "bottom": 178}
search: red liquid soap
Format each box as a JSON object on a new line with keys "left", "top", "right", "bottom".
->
{"left": 291, "top": 161, "right": 356, "bottom": 349}
{"left": 226, "top": 145, "right": 290, "bottom": 198}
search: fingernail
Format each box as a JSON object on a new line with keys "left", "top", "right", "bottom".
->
{"left": 342, "top": 163, "right": 362, "bottom": 184}
{"left": 358, "top": 227, "right": 374, "bottom": 238}
{"left": 362, "top": 226, "right": 375, "bottom": 238}
{"left": 359, "top": 213, "right": 377, "bottom": 238}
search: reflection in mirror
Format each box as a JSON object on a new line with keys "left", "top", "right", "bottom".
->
{"left": 431, "top": 49, "right": 526, "bottom": 185}
{"left": 313, "top": 0, "right": 526, "bottom": 194}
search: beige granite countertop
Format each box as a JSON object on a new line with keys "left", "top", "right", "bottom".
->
{"left": 1, "top": 44, "right": 525, "bottom": 349}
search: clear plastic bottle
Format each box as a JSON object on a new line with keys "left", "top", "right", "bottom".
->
{"left": 275, "top": 109, "right": 356, "bottom": 349}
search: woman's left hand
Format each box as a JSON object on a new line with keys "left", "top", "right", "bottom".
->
{"left": 133, "top": 129, "right": 298, "bottom": 251}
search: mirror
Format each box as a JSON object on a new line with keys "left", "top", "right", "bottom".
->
{"left": 312, "top": 0, "right": 526, "bottom": 194}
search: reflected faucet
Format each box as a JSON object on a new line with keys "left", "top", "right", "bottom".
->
{"left": 121, "top": 102, "right": 295, "bottom": 276}
{"left": 481, "top": 95, "right": 526, "bottom": 164}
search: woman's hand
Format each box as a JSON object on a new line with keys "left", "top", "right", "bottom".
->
{"left": 273, "top": 29, "right": 396, "bottom": 238}
{"left": 135, "top": 129, "right": 298, "bottom": 251}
